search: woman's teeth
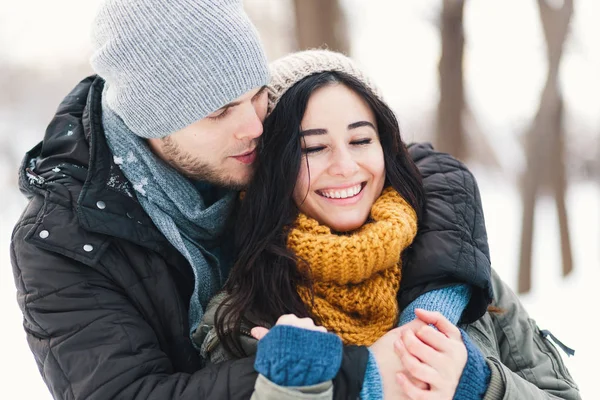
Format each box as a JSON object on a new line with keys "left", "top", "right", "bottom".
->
{"left": 318, "top": 184, "right": 363, "bottom": 199}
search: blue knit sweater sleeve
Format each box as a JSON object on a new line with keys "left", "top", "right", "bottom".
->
{"left": 453, "top": 329, "right": 491, "bottom": 399}
{"left": 254, "top": 325, "right": 343, "bottom": 386}
{"left": 398, "top": 284, "right": 471, "bottom": 326}
{"left": 359, "top": 348, "right": 384, "bottom": 399}
{"left": 358, "top": 331, "right": 490, "bottom": 400}
{"left": 358, "top": 285, "right": 471, "bottom": 398}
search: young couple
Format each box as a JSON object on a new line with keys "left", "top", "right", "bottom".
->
{"left": 11, "top": 0, "right": 578, "bottom": 399}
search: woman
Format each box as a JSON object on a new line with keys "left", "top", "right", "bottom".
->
{"left": 195, "top": 50, "right": 579, "bottom": 399}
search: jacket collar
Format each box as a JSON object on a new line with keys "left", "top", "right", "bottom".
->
{"left": 19, "top": 76, "right": 168, "bottom": 257}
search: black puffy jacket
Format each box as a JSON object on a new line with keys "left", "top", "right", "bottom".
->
{"left": 11, "top": 76, "right": 491, "bottom": 399}
{"left": 402, "top": 143, "right": 493, "bottom": 323}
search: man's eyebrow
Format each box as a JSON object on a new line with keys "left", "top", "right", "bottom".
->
{"left": 215, "top": 86, "right": 267, "bottom": 111}
{"left": 348, "top": 121, "right": 376, "bottom": 130}
{"left": 251, "top": 85, "right": 267, "bottom": 101}
{"left": 216, "top": 101, "right": 239, "bottom": 111}
{"left": 300, "top": 128, "right": 328, "bottom": 136}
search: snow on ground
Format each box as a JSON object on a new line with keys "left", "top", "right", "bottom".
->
{"left": 479, "top": 177, "right": 599, "bottom": 399}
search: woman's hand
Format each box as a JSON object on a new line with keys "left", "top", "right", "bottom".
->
{"left": 250, "top": 314, "right": 327, "bottom": 340}
{"left": 395, "top": 308, "right": 467, "bottom": 400}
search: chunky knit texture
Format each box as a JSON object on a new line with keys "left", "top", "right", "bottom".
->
{"left": 268, "top": 49, "right": 382, "bottom": 112}
{"left": 288, "top": 187, "right": 418, "bottom": 346}
{"left": 91, "top": 0, "right": 269, "bottom": 138}
{"left": 254, "top": 325, "right": 342, "bottom": 387}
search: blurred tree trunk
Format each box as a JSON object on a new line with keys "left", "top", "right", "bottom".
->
{"left": 437, "top": 0, "right": 466, "bottom": 160}
{"left": 293, "top": 0, "right": 350, "bottom": 54}
{"left": 518, "top": 0, "right": 574, "bottom": 293}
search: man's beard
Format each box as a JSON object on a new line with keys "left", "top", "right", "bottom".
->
{"left": 161, "top": 136, "right": 252, "bottom": 190}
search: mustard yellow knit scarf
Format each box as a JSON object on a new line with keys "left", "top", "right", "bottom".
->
{"left": 287, "top": 187, "right": 418, "bottom": 346}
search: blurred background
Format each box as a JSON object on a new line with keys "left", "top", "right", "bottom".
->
{"left": 1, "top": 0, "right": 598, "bottom": 398}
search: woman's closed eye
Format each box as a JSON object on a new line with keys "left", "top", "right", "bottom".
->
{"left": 302, "top": 145, "right": 326, "bottom": 155}
{"left": 351, "top": 138, "right": 372, "bottom": 146}
{"left": 302, "top": 138, "right": 373, "bottom": 155}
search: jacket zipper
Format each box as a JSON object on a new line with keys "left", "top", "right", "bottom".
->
{"left": 205, "top": 326, "right": 255, "bottom": 354}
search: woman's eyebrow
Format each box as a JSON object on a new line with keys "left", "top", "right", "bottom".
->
{"left": 300, "top": 128, "right": 328, "bottom": 136}
{"left": 348, "top": 121, "right": 376, "bottom": 130}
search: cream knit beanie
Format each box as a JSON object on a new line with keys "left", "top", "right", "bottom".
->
{"left": 267, "top": 49, "right": 382, "bottom": 112}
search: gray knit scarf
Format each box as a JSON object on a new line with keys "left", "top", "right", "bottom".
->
{"left": 102, "top": 94, "right": 236, "bottom": 338}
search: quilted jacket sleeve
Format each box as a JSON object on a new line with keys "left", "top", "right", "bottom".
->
{"left": 480, "top": 270, "right": 580, "bottom": 400}
{"left": 402, "top": 143, "right": 493, "bottom": 324}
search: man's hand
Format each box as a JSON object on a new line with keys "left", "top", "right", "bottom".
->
{"left": 394, "top": 309, "right": 467, "bottom": 400}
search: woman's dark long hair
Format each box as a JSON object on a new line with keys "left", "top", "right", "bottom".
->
{"left": 216, "top": 71, "right": 425, "bottom": 357}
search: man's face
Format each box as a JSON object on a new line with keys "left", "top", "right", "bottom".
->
{"left": 148, "top": 86, "right": 268, "bottom": 189}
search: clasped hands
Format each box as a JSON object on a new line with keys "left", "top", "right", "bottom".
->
{"left": 251, "top": 309, "right": 467, "bottom": 400}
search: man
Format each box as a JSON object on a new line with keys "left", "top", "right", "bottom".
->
{"left": 11, "top": 1, "right": 577, "bottom": 399}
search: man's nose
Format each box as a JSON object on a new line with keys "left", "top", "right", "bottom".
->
{"left": 235, "top": 103, "right": 264, "bottom": 141}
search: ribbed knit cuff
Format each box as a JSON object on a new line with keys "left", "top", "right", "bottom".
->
{"left": 254, "top": 325, "right": 343, "bottom": 387}
{"left": 453, "top": 329, "right": 491, "bottom": 400}
{"left": 359, "top": 348, "right": 384, "bottom": 400}
{"left": 482, "top": 359, "right": 506, "bottom": 400}
{"left": 398, "top": 284, "right": 471, "bottom": 326}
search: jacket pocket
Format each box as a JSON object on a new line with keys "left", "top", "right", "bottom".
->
{"left": 529, "top": 319, "right": 578, "bottom": 390}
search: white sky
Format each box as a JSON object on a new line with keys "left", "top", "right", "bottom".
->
{"left": 1, "top": 0, "right": 598, "bottom": 138}
{"left": 0, "top": 0, "right": 103, "bottom": 67}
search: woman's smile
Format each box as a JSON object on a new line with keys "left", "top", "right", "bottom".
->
{"left": 316, "top": 182, "right": 365, "bottom": 200}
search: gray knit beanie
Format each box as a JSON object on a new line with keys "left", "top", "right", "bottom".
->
{"left": 90, "top": 0, "right": 270, "bottom": 138}
{"left": 267, "top": 49, "right": 382, "bottom": 112}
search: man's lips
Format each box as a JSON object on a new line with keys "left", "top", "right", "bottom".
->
{"left": 231, "top": 149, "right": 257, "bottom": 164}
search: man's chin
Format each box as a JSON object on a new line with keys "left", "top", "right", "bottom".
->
{"left": 224, "top": 164, "right": 255, "bottom": 190}
{"left": 219, "top": 179, "right": 248, "bottom": 191}
{"left": 202, "top": 171, "right": 253, "bottom": 191}
{"left": 177, "top": 161, "right": 254, "bottom": 190}
{"left": 187, "top": 175, "right": 248, "bottom": 191}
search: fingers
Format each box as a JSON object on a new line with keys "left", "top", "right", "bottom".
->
{"left": 415, "top": 324, "right": 453, "bottom": 353}
{"left": 253, "top": 314, "right": 328, "bottom": 340}
{"left": 394, "top": 334, "right": 438, "bottom": 384}
{"left": 251, "top": 326, "right": 269, "bottom": 340}
{"left": 399, "top": 317, "right": 428, "bottom": 334}
{"left": 414, "top": 309, "right": 462, "bottom": 340}
{"left": 396, "top": 372, "right": 430, "bottom": 400}
{"left": 398, "top": 328, "right": 443, "bottom": 367}
{"left": 275, "top": 314, "right": 328, "bottom": 333}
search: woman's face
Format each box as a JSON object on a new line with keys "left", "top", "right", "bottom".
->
{"left": 293, "top": 83, "right": 386, "bottom": 232}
